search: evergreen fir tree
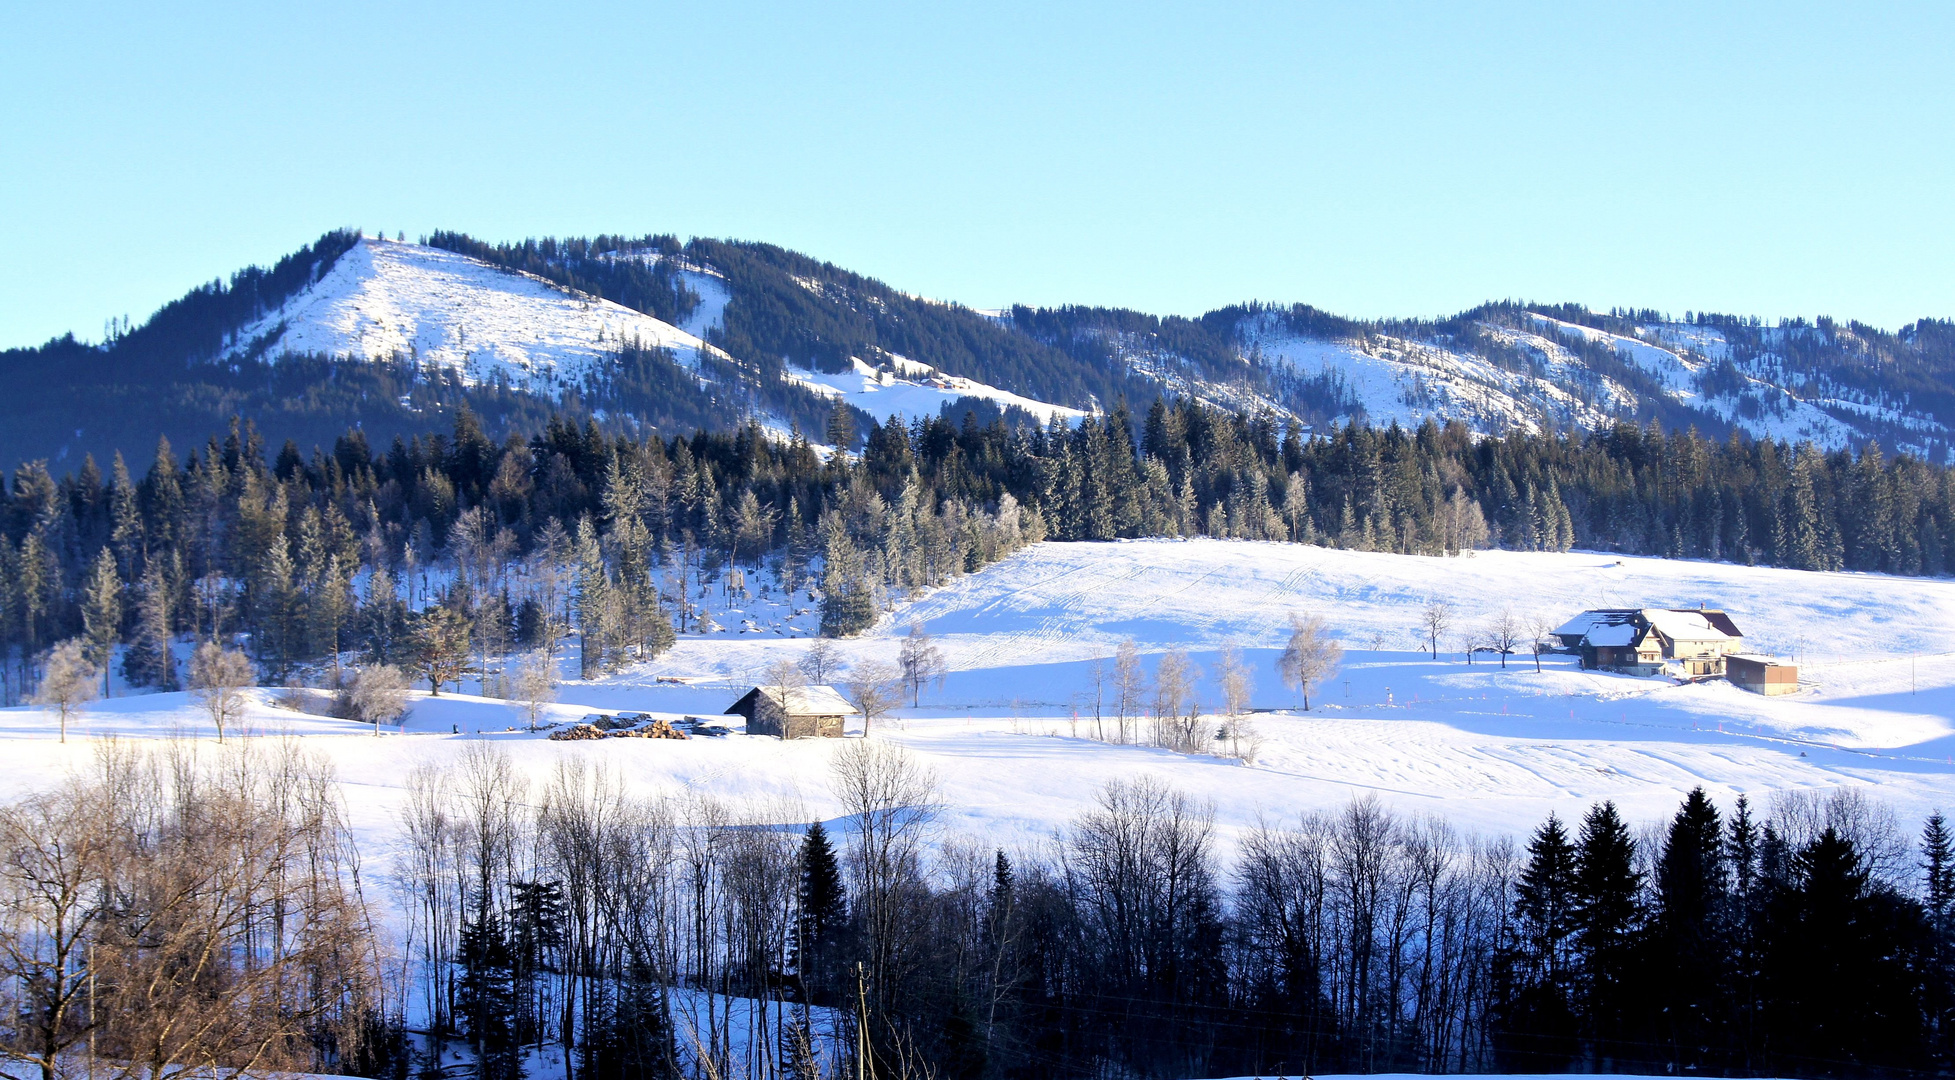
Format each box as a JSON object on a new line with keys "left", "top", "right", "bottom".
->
{"left": 795, "top": 819, "right": 848, "bottom": 1004}
{"left": 1496, "top": 813, "right": 1580, "bottom": 1071}
{"left": 120, "top": 558, "right": 176, "bottom": 689}
{"left": 457, "top": 913, "right": 521, "bottom": 1080}
{"left": 818, "top": 514, "right": 874, "bottom": 637}
{"left": 1572, "top": 800, "right": 1641, "bottom": 1065}
{"left": 1651, "top": 788, "right": 1729, "bottom": 1072}
{"left": 80, "top": 547, "right": 122, "bottom": 695}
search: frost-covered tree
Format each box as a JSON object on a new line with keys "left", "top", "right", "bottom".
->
{"left": 34, "top": 639, "right": 95, "bottom": 744}
{"left": 1278, "top": 613, "right": 1341, "bottom": 710}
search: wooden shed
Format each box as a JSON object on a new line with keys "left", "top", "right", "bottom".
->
{"left": 725, "top": 684, "right": 855, "bottom": 739}
{"left": 1726, "top": 654, "right": 1799, "bottom": 696}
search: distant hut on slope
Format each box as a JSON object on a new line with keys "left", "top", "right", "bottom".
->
{"left": 725, "top": 684, "right": 855, "bottom": 739}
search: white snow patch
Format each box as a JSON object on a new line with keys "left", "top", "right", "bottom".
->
{"left": 786, "top": 356, "right": 1087, "bottom": 426}
{"left": 229, "top": 237, "right": 724, "bottom": 392}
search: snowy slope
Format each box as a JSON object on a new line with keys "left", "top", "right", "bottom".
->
{"left": 0, "top": 540, "right": 1947, "bottom": 871}
{"left": 1243, "top": 319, "right": 1620, "bottom": 434}
{"left": 786, "top": 356, "right": 1087, "bottom": 426}
{"left": 1230, "top": 309, "right": 1949, "bottom": 453}
{"left": 227, "top": 237, "right": 722, "bottom": 391}
{"left": 1531, "top": 314, "right": 1925, "bottom": 450}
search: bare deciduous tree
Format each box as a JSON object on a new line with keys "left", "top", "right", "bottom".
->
{"left": 1217, "top": 644, "right": 1255, "bottom": 759}
{"left": 189, "top": 641, "right": 254, "bottom": 742}
{"left": 1152, "top": 645, "right": 1196, "bottom": 749}
{"left": 1486, "top": 607, "right": 1521, "bottom": 669}
{"left": 1421, "top": 600, "right": 1454, "bottom": 659}
{"left": 830, "top": 740, "right": 938, "bottom": 1006}
{"left": 0, "top": 742, "right": 382, "bottom": 1080}
{"left": 509, "top": 649, "right": 556, "bottom": 732}
{"left": 765, "top": 656, "right": 805, "bottom": 705}
{"left": 1279, "top": 613, "right": 1343, "bottom": 711}
{"left": 33, "top": 639, "right": 95, "bottom": 744}
{"left": 896, "top": 623, "right": 947, "bottom": 706}
{"left": 347, "top": 663, "right": 412, "bottom": 733}
{"left": 1087, "top": 652, "right": 1109, "bottom": 741}
{"left": 844, "top": 660, "right": 901, "bottom": 737}
{"left": 798, "top": 638, "right": 847, "bottom": 684}
{"left": 1527, "top": 613, "right": 1558, "bottom": 673}
{"left": 1113, "top": 640, "right": 1147, "bottom": 745}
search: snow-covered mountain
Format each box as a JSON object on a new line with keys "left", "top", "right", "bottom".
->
{"left": 1231, "top": 308, "right": 1953, "bottom": 455}
{"left": 226, "top": 236, "right": 722, "bottom": 392}
{"left": 8, "top": 227, "right": 1952, "bottom": 470}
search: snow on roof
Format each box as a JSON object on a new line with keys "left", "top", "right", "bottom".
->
{"left": 1553, "top": 609, "right": 1637, "bottom": 638}
{"left": 1583, "top": 622, "right": 1643, "bottom": 647}
{"left": 1643, "top": 608, "right": 1737, "bottom": 642}
{"left": 749, "top": 684, "right": 857, "bottom": 716}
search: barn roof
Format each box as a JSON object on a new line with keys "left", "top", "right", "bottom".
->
{"left": 1644, "top": 608, "right": 1740, "bottom": 642}
{"left": 1583, "top": 622, "right": 1644, "bottom": 647}
{"left": 727, "top": 684, "right": 856, "bottom": 717}
{"left": 1554, "top": 609, "right": 1638, "bottom": 640}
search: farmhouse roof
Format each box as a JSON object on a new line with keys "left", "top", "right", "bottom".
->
{"left": 727, "top": 684, "right": 856, "bottom": 717}
{"left": 1644, "top": 608, "right": 1741, "bottom": 642}
{"left": 1583, "top": 621, "right": 1644, "bottom": 647}
{"left": 1553, "top": 609, "right": 1638, "bottom": 639}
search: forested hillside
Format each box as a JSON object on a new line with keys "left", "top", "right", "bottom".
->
{"left": 6, "top": 228, "right": 1953, "bottom": 472}
{"left": 0, "top": 394, "right": 1947, "bottom": 704}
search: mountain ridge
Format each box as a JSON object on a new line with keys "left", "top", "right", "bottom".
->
{"left": 3, "top": 228, "right": 1950, "bottom": 471}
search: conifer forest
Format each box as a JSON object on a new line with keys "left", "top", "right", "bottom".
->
{"left": 3, "top": 399, "right": 1953, "bottom": 702}
{"left": 0, "top": 397, "right": 1946, "bottom": 1078}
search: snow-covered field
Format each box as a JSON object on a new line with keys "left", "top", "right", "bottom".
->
{"left": 0, "top": 540, "right": 1948, "bottom": 875}
{"left": 228, "top": 237, "right": 723, "bottom": 390}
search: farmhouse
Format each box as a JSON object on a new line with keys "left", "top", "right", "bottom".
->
{"left": 725, "top": 684, "right": 855, "bottom": 739}
{"left": 1554, "top": 607, "right": 1745, "bottom": 676}
{"left": 1552, "top": 609, "right": 1658, "bottom": 671}
{"left": 1643, "top": 608, "right": 1745, "bottom": 676}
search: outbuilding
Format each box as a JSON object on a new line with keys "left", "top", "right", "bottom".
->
{"left": 725, "top": 684, "right": 855, "bottom": 739}
{"left": 1726, "top": 654, "right": 1799, "bottom": 696}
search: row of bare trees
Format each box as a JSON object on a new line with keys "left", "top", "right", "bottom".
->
{"left": 0, "top": 739, "right": 388, "bottom": 1080}
{"left": 4, "top": 734, "right": 1946, "bottom": 1080}
{"left": 380, "top": 737, "right": 1535, "bottom": 1080}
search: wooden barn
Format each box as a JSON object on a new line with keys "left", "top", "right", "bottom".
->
{"left": 725, "top": 684, "right": 855, "bottom": 739}
{"left": 1726, "top": 654, "right": 1799, "bottom": 695}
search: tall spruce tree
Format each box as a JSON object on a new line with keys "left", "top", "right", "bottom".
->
{"left": 1572, "top": 801, "right": 1641, "bottom": 1067}
{"left": 1651, "top": 788, "right": 1729, "bottom": 1072}
{"left": 795, "top": 820, "right": 848, "bottom": 1004}
{"left": 80, "top": 547, "right": 122, "bottom": 696}
{"left": 1497, "top": 814, "right": 1580, "bottom": 1071}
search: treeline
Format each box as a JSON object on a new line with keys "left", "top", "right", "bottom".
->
{"left": 424, "top": 232, "right": 701, "bottom": 328}
{"left": 0, "top": 740, "right": 389, "bottom": 1080}
{"left": 0, "top": 399, "right": 1950, "bottom": 699}
{"left": 1492, "top": 788, "right": 1955, "bottom": 1077}
{"left": 111, "top": 739, "right": 1942, "bottom": 1080}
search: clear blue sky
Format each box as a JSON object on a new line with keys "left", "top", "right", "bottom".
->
{"left": 4, "top": 1, "right": 1952, "bottom": 348}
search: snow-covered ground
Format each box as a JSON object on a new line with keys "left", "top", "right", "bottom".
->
{"left": 227, "top": 237, "right": 723, "bottom": 391}
{"left": 0, "top": 540, "right": 1947, "bottom": 875}
{"left": 786, "top": 356, "right": 1086, "bottom": 426}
